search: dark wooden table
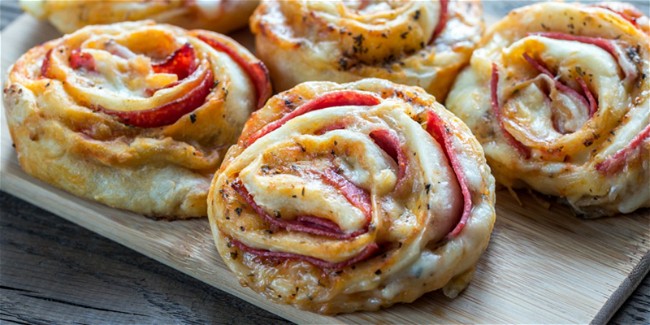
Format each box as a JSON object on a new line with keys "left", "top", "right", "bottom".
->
{"left": 1, "top": 1, "right": 648, "bottom": 324}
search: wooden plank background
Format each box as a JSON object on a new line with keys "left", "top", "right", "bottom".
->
{"left": 1, "top": 1, "right": 649, "bottom": 324}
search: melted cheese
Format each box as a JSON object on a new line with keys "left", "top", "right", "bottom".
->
{"left": 446, "top": 2, "right": 650, "bottom": 216}
{"left": 208, "top": 79, "right": 497, "bottom": 313}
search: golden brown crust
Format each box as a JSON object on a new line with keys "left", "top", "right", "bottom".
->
{"left": 20, "top": 0, "right": 258, "bottom": 34}
{"left": 3, "top": 21, "right": 271, "bottom": 219}
{"left": 208, "top": 79, "right": 495, "bottom": 313}
{"left": 251, "top": 0, "right": 483, "bottom": 101}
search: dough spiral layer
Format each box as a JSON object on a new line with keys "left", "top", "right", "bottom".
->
{"left": 4, "top": 21, "right": 272, "bottom": 219}
{"left": 20, "top": 0, "right": 258, "bottom": 34}
{"left": 251, "top": 0, "right": 482, "bottom": 101}
{"left": 208, "top": 79, "right": 495, "bottom": 313}
{"left": 446, "top": 2, "right": 650, "bottom": 216}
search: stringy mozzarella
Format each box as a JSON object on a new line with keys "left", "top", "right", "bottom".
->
{"left": 208, "top": 79, "right": 495, "bottom": 314}
{"left": 446, "top": 2, "right": 650, "bottom": 217}
{"left": 250, "top": 0, "right": 482, "bottom": 101}
{"left": 3, "top": 21, "right": 271, "bottom": 218}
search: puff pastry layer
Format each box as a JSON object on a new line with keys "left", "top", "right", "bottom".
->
{"left": 208, "top": 79, "right": 495, "bottom": 313}
{"left": 4, "top": 21, "right": 271, "bottom": 219}
{"left": 20, "top": 0, "right": 258, "bottom": 34}
{"left": 251, "top": 0, "right": 482, "bottom": 101}
{"left": 446, "top": 2, "right": 650, "bottom": 217}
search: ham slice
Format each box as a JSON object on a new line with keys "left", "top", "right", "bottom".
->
{"left": 426, "top": 111, "right": 473, "bottom": 239}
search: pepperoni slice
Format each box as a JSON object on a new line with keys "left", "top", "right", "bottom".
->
{"left": 198, "top": 35, "right": 272, "bottom": 109}
{"left": 231, "top": 239, "right": 379, "bottom": 271}
{"left": 522, "top": 53, "right": 597, "bottom": 128}
{"left": 575, "top": 76, "right": 597, "bottom": 117}
{"left": 41, "top": 49, "right": 53, "bottom": 78}
{"left": 369, "top": 129, "right": 408, "bottom": 191}
{"left": 317, "top": 168, "right": 372, "bottom": 223}
{"left": 98, "top": 69, "right": 213, "bottom": 128}
{"left": 42, "top": 48, "right": 97, "bottom": 77}
{"left": 426, "top": 110, "right": 472, "bottom": 239}
{"left": 231, "top": 169, "right": 371, "bottom": 239}
{"left": 69, "top": 49, "right": 96, "bottom": 72}
{"left": 152, "top": 43, "right": 197, "bottom": 80}
{"left": 593, "top": 2, "right": 646, "bottom": 29}
{"left": 314, "top": 122, "right": 348, "bottom": 135}
{"left": 531, "top": 32, "right": 637, "bottom": 81}
{"left": 429, "top": 0, "right": 449, "bottom": 44}
{"left": 596, "top": 123, "right": 650, "bottom": 174}
{"left": 490, "top": 63, "right": 532, "bottom": 158}
{"left": 244, "top": 90, "right": 381, "bottom": 147}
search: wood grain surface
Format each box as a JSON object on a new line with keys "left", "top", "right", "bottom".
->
{"left": 0, "top": 191, "right": 290, "bottom": 324}
{"left": 1, "top": 1, "right": 649, "bottom": 324}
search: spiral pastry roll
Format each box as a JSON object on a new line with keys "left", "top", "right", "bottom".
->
{"left": 446, "top": 2, "right": 650, "bottom": 217}
{"left": 251, "top": 0, "right": 482, "bottom": 101}
{"left": 208, "top": 79, "right": 495, "bottom": 313}
{"left": 3, "top": 21, "right": 272, "bottom": 219}
{"left": 20, "top": 0, "right": 258, "bottom": 34}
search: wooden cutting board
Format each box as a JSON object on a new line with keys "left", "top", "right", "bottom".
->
{"left": 1, "top": 11, "right": 649, "bottom": 324}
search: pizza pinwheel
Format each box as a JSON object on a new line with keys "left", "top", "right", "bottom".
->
{"left": 208, "top": 79, "right": 495, "bottom": 313}
{"left": 251, "top": 0, "right": 482, "bottom": 101}
{"left": 20, "top": 0, "right": 259, "bottom": 34}
{"left": 3, "top": 21, "right": 272, "bottom": 219}
{"left": 446, "top": 2, "right": 649, "bottom": 216}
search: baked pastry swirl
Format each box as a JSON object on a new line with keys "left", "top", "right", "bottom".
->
{"left": 3, "top": 21, "right": 271, "bottom": 219}
{"left": 20, "top": 0, "right": 259, "bottom": 34}
{"left": 208, "top": 79, "right": 495, "bottom": 313}
{"left": 251, "top": 0, "right": 482, "bottom": 100}
{"left": 446, "top": 2, "right": 649, "bottom": 217}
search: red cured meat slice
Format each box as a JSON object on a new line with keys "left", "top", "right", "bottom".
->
{"left": 596, "top": 123, "right": 650, "bottom": 174}
{"left": 429, "top": 0, "right": 449, "bottom": 44}
{"left": 426, "top": 110, "right": 472, "bottom": 239}
{"left": 369, "top": 129, "right": 408, "bottom": 191}
{"left": 522, "top": 53, "right": 597, "bottom": 129}
{"left": 231, "top": 174, "right": 370, "bottom": 239}
{"left": 99, "top": 69, "right": 213, "bottom": 128}
{"left": 231, "top": 239, "right": 379, "bottom": 271}
{"left": 152, "top": 43, "right": 197, "bottom": 80}
{"left": 41, "top": 49, "right": 53, "bottom": 77}
{"left": 490, "top": 63, "right": 532, "bottom": 158}
{"left": 198, "top": 35, "right": 272, "bottom": 109}
{"left": 317, "top": 168, "right": 372, "bottom": 223}
{"left": 69, "top": 49, "right": 96, "bottom": 72}
{"left": 593, "top": 3, "right": 646, "bottom": 29}
{"left": 576, "top": 76, "right": 597, "bottom": 117}
{"left": 531, "top": 32, "right": 637, "bottom": 81}
{"left": 244, "top": 91, "right": 381, "bottom": 147}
